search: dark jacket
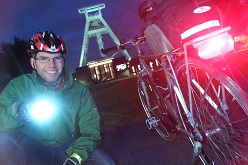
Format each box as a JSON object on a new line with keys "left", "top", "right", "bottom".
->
{"left": 0, "top": 67, "right": 101, "bottom": 163}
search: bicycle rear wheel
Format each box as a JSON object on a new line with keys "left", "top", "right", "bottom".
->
{"left": 137, "top": 75, "right": 176, "bottom": 141}
{"left": 175, "top": 58, "right": 248, "bottom": 164}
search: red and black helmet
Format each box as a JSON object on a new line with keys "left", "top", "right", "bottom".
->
{"left": 27, "top": 31, "right": 67, "bottom": 55}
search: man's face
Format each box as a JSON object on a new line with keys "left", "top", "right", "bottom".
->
{"left": 30, "top": 52, "right": 64, "bottom": 84}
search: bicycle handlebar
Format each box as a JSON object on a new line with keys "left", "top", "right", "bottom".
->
{"left": 101, "top": 36, "right": 146, "bottom": 54}
{"left": 101, "top": 45, "right": 118, "bottom": 54}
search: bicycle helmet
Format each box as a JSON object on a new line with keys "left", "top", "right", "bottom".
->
{"left": 138, "top": 0, "right": 154, "bottom": 22}
{"left": 27, "top": 31, "right": 67, "bottom": 56}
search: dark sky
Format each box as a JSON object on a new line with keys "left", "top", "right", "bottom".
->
{"left": 1, "top": 0, "right": 247, "bottom": 73}
{"left": 0, "top": 0, "right": 146, "bottom": 72}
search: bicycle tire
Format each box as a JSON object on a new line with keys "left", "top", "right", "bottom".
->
{"left": 137, "top": 75, "right": 176, "bottom": 142}
{"left": 175, "top": 58, "right": 248, "bottom": 165}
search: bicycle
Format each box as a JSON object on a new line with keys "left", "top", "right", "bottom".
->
{"left": 101, "top": 24, "right": 248, "bottom": 164}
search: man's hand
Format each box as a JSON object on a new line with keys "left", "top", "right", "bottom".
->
{"left": 17, "top": 101, "right": 32, "bottom": 121}
{"left": 17, "top": 100, "right": 55, "bottom": 121}
{"left": 63, "top": 157, "right": 79, "bottom": 165}
{"left": 63, "top": 153, "right": 82, "bottom": 165}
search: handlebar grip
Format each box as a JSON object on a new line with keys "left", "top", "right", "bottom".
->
{"left": 101, "top": 45, "right": 118, "bottom": 54}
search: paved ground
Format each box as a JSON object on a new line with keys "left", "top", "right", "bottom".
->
{"left": 98, "top": 50, "right": 248, "bottom": 165}
{"left": 100, "top": 120, "right": 195, "bottom": 165}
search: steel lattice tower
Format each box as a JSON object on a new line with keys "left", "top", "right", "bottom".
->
{"left": 78, "top": 3, "right": 131, "bottom": 67}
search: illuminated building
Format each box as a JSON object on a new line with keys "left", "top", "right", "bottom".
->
{"left": 75, "top": 55, "right": 160, "bottom": 85}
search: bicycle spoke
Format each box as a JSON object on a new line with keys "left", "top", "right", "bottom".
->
{"left": 175, "top": 58, "right": 248, "bottom": 164}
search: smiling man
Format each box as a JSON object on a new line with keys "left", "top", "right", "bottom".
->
{"left": 0, "top": 31, "right": 115, "bottom": 165}
{"left": 31, "top": 52, "right": 65, "bottom": 87}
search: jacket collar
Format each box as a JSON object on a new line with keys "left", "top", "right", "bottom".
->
{"left": 32, "top": 66, "right": 74, "bottom": 91}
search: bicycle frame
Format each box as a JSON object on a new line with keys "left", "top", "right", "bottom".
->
{"left": 136, "top": 26, "right": 236, "bottom": 164}
{"left": 134, "top": 35, "right": 207, "bottom": 136}
{"left": 160, "top": 54, "right": 197, "bottom": 128}
{"left": 182, "top": 26, "right": 234, "bottom": 128}
{"left": 159, "top": 27, "right": 233, "bottom": 128}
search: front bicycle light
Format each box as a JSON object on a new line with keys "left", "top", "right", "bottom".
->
{"left": 30, "top": 100, "right": 55, "bottom": 121}
{"left": 194, "top": 32, "right": 234, "bottom": 59}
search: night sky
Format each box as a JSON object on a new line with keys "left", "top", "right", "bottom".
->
{"left": 1, "top": 1, "right": 247, "bottom": 72}
{"left": 0, "top": 0, "right": 146, "bottom": 72}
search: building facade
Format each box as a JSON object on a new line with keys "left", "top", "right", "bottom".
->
{"left": 75, "top": 55, "right": 160, "bottom": 85}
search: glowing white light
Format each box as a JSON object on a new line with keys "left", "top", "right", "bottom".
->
{"left": 197, "top": 33, "right": 234, "bottom": 59}
{"left": 208, "top": 38, "right": 225, "bottom": 50}
{"left": 31, "top": 100, "right": 54, "bottom": 121}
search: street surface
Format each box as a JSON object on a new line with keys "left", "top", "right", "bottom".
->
{"left": 101, "top": 121, "right": 194, "bottom": 165}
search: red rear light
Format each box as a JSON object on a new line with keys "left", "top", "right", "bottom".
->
{"left": 194, "top": 32, "right": 234, "bottom": 59}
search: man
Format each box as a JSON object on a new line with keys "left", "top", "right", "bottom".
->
{"left": 0, "top": 31, "right": 115, "bottom": 165}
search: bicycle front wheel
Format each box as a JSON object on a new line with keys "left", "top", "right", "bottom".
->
{"left": 137, "top": 75, "right": 176, "bottom": 141}
{"left": 175, "top": 58, "right": 248, "bottom": 164}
